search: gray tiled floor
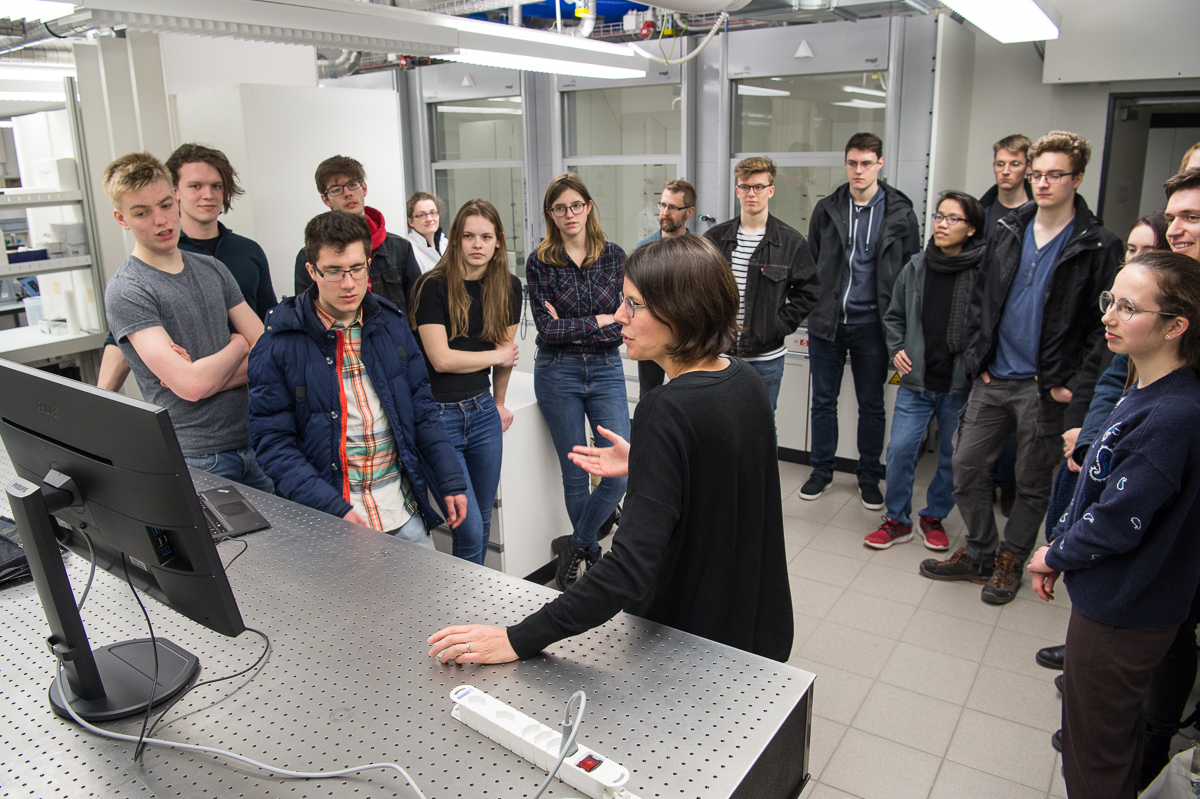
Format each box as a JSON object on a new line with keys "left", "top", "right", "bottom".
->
{"left": 781, "top": 456, "right": 1075, "bottom": 799}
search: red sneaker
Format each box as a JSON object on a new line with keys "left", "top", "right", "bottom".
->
{"left": 864, "top": 517, "right": 914, "bottom": 550}
{"left": 918, "top": 516, "right": 950, "bottom": 551}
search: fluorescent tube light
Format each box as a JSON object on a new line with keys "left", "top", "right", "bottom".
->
{"left": 1, "top": 1, "right": 74, "bottom": 22}
{"left": 941, "top": 0, "right": 1059, "bottom": 43}
{"left": 737, "top": 85, "right": 792, "bottom": 97}
{"left": 0, "top": 91, "right": 67, "bottom": 102}
{"left": 833, "top": 99, "right": 886, "bottom": 109}
{"left": 0, "top": 65, "right": 75, "bottom": 82}
{"left": 441, "top": 49, "right": 645, "bottom": 80}
{"left": 843, "top": 85, "right": 887, "bottom": 97}
{"left": 435, "top": 105, "right": 522, "bottom": 115}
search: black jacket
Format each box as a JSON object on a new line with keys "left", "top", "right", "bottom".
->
{"left": 978, "top": 181, "right": 1033, "bottom": 216}
{"left": 805, "top": 181, "right": 922, "bottom": 340}
{"left": 294, "top": 232, "right": 422, "bottom": 311}
{"left": 961, "top": 195, "right": 1122, "bottom": 396}
{"left": 704, "top": 214, "right": 819, "bottom": 358}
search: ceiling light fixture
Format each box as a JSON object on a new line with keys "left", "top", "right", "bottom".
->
{"left": 737, "top": 85, "right": 791, "bottom": 97}
{"left": 440, "top": 49, "right": 644, "bottom": 80}
{"left": 833, "top": 99, "right": 886, "bottom": 109}
{"left": 843, "top": 85, "right": 886, "bottom": 97}
{"left": 0, "top": 65, "right": 75, "bottom": 82}
{"left": 1, "top": 1, "right": 74, "bottom": 23}
{"left": 0, "top": 91, "right": 67, "bottom": 102}
{"left": 435, "top": 105, "right": 522, "bottom": 114}
{"left": 940, "top": 0, "right": 1059, "bottom": 43}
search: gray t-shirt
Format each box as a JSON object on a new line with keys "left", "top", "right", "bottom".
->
{"left": 104, "top": 250, "right": 250, "bottom": 456}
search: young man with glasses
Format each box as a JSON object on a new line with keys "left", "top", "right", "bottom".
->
{"left": 922, "top": 130, "right": 1122, "bottom": 604}
{"left": 251, "top": 211, "right": 467, "bottom": 547}
{"left": 704, "top": 157, "right": 819, "bottom": 412}
{"left": 293, "top": 155, "right": 422, "bottom": 313}
{"left": 802, "top": 132, "right": 921, "bottom": 510}
{"left": 100, "top": 152, "right": 274, "bottom": 494}
{"left": 635, "top": 179, "right": 697, "bottom": 397}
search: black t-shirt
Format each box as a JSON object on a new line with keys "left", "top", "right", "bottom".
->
{"left": 191, "top": 235, "right": 221, "bottom": 257}
{"left": 921, "top": 266, "right": 956, "bottom": 393}
{"left": 412, "top": 273, "right": 523, "bottom": 403}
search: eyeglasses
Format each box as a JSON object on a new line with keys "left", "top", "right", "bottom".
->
{"left": 550, "top": 201, "right": 588, "bottom": 218}
{"left": 735, "top": 184, "right": 772, "bottom": 195}
{"left": 312, "top": 264, "right": 370, "bottom": 283}
{"left": 657, "top": 202, "right": 693, "bottom": 213}
{"left": 410, "top": 210, "right": 438, "bottom": 220}
{"left": 1098, "top": 291, "right": 1177, "bottom": 321}
{"left": 620, "top": 292, "right": 647, "bottom": 319}
{"left": 1027, "top": 172, "right": 1077, "bottom": 185}
{"left": 933, "top": 213, "right": 967, "bottom": 226}
{"left": 845, "top": 159, "right": 879, "bottom": 172}
{"left": 323, "top": 180, "right": 363, "bottom": 197}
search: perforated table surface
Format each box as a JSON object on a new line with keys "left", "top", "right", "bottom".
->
{"left": 0, "top": 456, "right": 813, "bottom": 799}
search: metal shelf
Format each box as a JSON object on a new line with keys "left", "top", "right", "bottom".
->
{"left": 0, "top": 189, "right": 83, "bottom": 208}
{"left": 0, "top": 255, "right": 93, "bottom": 280}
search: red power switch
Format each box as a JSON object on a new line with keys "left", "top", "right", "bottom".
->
{"left": 576, "top": 754, "right": 604, "bottom": 772}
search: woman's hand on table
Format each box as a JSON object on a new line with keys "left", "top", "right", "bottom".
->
{"left": 429, "top": 624, "right": 518, "bottom": 664}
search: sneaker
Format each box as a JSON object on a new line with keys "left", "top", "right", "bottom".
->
{"left": 864, "top": 517, "right": 913, "bottom": 550}
{"left": 552, "top": 535, "right": 585, "bottom": 591}
{"left": 859, "top": 483, "right": 884, "bottom": 511}
{"left": 981, "top": 549, "right": 1023, "bottom": 604}
{"left": 799, "top": 473, "right": 831, "bottom": 500}
{"left": 919, "top": 547, "right": 994, "bottom": 583}
{"left": 917, "top": 516, "right": 950, "bottom": 551}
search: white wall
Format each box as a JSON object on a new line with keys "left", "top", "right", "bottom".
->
{"left": 1044, "top": 0, "right": 1200, "bottom": 84}
{"left": 160, "top": 35, "right": 316, "bottom": 96}
{"left": 174, "top": 84, "right": 406, "bottom": 297}
{"left": 926, "top": 15, "right": 975, "bottom": 231}
{"left": 1140, "top": 127, "right": 1200, "bottom": 217}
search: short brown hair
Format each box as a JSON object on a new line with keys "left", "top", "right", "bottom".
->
{"left": 1180, "top": 142, "right": 1200, "bottom": 173}
{"left": 1128, "top": 249, "right": 1200, "bottom": 375}
{"left": 1165, "top": 169, "right": 1200, "bottom": 201}
{"left": 314, "top": 155, "right": 366, "bottom": 194}
{"left": 166, "top": 143, "right": 244, "bottom": 214}
{"left": 992, "top": 134, "right": 1032, "bottom": 159}
{"left": 304, "top": 211, "right": 372, "bottom": 268}
{"left": 624, "top": 235, "right": 739, "bottom": 364}
{"left": 1028, "top": 131, "right": 1091, "bottom": 174}
{"left": 663, "top": 179, "right": 696, "bottom": 209}
{"left": 406, "top": 191, "right": 443, "bottom": 223}
{"left": 845, "top": 132, "right": 884, "bottom": 159}
{"left": 102, "top": 152, "right": 171, "bottom": 209}
{"left": 734, "top": 157, "right": 775, "bottom": 184}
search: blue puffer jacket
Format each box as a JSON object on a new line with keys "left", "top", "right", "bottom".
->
{"left": 248, "top": 286, "right": 466, "bottom": 528}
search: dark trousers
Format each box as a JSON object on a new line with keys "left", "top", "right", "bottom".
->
{"left": 1063, "top": 607, "right": 1177, "bottom": 799}
{"left": 808, "top": 321, "right": 888, "bottom": 484}
{"left": 1139, "top": 582, "right": 1200, "bottom": 788}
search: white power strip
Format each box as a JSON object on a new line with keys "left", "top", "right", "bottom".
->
{"left": 449, "top": 685, "right": 641, "bottom": 799}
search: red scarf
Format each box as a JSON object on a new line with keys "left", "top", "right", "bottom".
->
{"left": 362, "top": 207, "right": 388, "bottom": 295}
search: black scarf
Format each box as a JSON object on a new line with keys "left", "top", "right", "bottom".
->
{"left": 924, "top": 236, "right": 985, "bottom": 354}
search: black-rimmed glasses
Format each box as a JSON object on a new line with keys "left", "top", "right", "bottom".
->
{"left": 323, "top": 180, "right": 363, "bottom": 197}
{"left": 550, "top": 201, "right": 588, "bottom": 218}
{"left": 312, "top": 265, "right": 370, "bottom": 283}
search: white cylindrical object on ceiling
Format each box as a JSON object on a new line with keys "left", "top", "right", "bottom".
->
{"left": 648, "top": 0, "right": 751, "bottom": 13}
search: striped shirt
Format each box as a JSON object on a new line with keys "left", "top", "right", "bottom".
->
{"left": 729, "top": 227, "right": 784, "bottom": 361}
{"left": 315, "top": 303, "right": 418, "bottom": 533}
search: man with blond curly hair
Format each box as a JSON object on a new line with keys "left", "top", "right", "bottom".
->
{"left": 921, "top": 131, "right": 1122, "bottom": 604}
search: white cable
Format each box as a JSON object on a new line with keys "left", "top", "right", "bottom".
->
{"left": 629, "top": 11, "right": 726, "bottom": 65}
{"left": 54, "top": 668, "right": 430, "bottom": 798}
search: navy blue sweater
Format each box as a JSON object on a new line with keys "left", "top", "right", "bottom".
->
{"left": 180, "top": 223, "right": 277, "bottom": 319}
{"left": 1045, "top": 367, "right": 1200, "bottom": 628}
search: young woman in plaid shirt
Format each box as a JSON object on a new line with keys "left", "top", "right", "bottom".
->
{"left": 526, "top": 173, "right": 629, "bottom": 589}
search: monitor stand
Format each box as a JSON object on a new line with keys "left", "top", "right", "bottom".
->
{"left": 8, "top": 477, "right": 200, "bottom": 722}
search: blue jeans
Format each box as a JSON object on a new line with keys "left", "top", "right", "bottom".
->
{"left": 424, "top": 391, "right": 503, "bottom": 565}
{"left": 534, "top": 349, "right": 630, "bottom": 551}
{"left": 387, "top": 511, "right": 433, "bottom": 549}
{"left": 185, "top": 445, "right": 275, "bottom": 495}
{"left": 883, "top": 386, "right": 967, "bottom": 526}
{"left": 747, "top": 355, "right": 785, "bottom": 413}
{"left": 808, "top": 321, "right": 889, "bottom": 484}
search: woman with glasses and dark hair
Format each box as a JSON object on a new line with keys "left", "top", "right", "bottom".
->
{"left": 524, "top": 172, "right": 630, "bottom": 591}
{"left": 1026, "top": 250, "right": 1200, "bottom": 799}
{"left": 406, "top": 191, "right": 447, "bottom": 274}
{"left": 428, "top": 234, "right": 793, "bottom": 665}
{"left": 409, "top": 199, "right": 522, "bottom": 564}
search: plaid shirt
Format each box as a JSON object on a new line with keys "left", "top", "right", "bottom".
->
{"left": 525, "top": 240, "right": 625, "bottom": 353}
{"left": 315, "top": 302, "right": 418, "bottom": 532}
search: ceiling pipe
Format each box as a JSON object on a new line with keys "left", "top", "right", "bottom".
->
{"left": 510, "top": 2, "right": 523, "bottom": 25}
{"left": 0, "top": 17, "right": 97, "bottom": 57}
{"left": 316, "top": 48, "right": 363, "bottom": 78}
{"left": 566, "top": 0, "right": 597, "bottom": 37}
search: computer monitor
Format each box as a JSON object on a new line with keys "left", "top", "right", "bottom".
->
{"left": 0, "top": 358, "right": 245, "bottom": 722}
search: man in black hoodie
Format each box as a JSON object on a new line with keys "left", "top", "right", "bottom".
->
{"left": 921, "top": 131, "right": 1122, "bottom": 605}
{"left": 801, "top": 133, "right": 922, "bottom": 511}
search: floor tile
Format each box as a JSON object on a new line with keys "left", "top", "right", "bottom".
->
{"left": 779, "top": 460, "right": 810, "bottom": 497}
{"left": 803, "top": 782, "right": 860, "bottom": 799}
{"left": 783, "top": 491, "right": 849, "bottom": 525}
{"left": 790, "top": 656, "right": 875, "bottom": 726}
{"left": 791, "top": 613, "right": 823, "bottom": 653}
{"left": 806, "top": 718, "right": 848, "bottom": 783}
{"left": 826, "top": 500, "right": 886, "bottom": 534}
{"left": 928, "top": 760, "right": 1046, "bottom": 799}
{"left": 850, "top": 682, "right": 962, "bottom": 757}
{"left": 901, "top": 607, "right": 995, "bottom": 662}
{"left": 995, "top": 593, "right": 1072, "bottom": 641}
{"left": 982, "top": 626, "right": 1066, "bottom": 680}
{"left": 878, "top": 642, "right": 980, "bottom": 706}
{"left": 866, "top": 534, "right": 951, "bottom": 573}
{"left": 848, "top": 562, "right": 932, "bottom": 607}
{"left": 1050, "top": 753, "right": 1067, "bottom": 797}
{"left": 821, "top": 728, "right": 942, "bottom": 799}
{"left": 807, "top": 526, "right": 875, "bottom": 562}
{"left": 789, "top": 548, "right": 867, "bottom": 588}
{"left": 825, "top": 590, "right": 916, "bottom": 640}
{"left": 789, "top": 576, "right": 846, "bottom": 620}
{"left": 945, "top": 708, "right": 1056, "bottom": 790}
{"left": 800, "top": 622, "right": 898, "bottom": 679}
{"left": 784, "top": 515, "right": 827, "bottom": 550}
{"left": 965, "top": 664, "right": 1063, "bottom": 733}
{"left": 918, "top": 579, "right": 1003, "bottom": 626}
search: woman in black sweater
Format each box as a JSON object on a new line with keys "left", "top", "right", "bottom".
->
{"left": 429, "top": 235, "right": 794, "bottom": 663}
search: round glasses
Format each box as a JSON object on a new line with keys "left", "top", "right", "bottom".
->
{"left": 1098, "top": 291, "right": 1176, "bottom": 321}
{"left": 550, "top": 201, "right": 588, "bottom": 218}
{"left": 735, "top": 184, "right": 772, "bottom": 195}
{"left": 619, "top": 293, "right": 647, "bottom": 319}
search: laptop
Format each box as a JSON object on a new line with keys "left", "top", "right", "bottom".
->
{"left": 198, "top": 485, "right": 270, "bottom": 541}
